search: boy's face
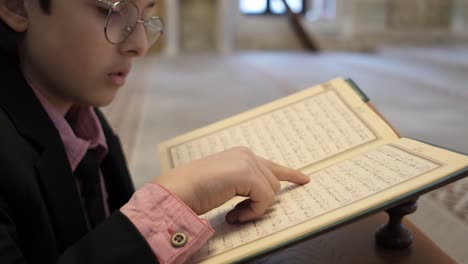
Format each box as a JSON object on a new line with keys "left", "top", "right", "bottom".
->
{"left": 20, "top": 0, "right": 155, "bottom": 109}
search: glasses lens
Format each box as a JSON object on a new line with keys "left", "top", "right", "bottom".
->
{"left": 106, "top": 1, "right": 139, "bottom": 44}
{"left": 144, "top": 17, "right": 164, "bottom": 46}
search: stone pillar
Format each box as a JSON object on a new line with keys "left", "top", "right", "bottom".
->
{"left": 164, "top": 0, "right": 180, "bottom": 56}
{"left": 217, "top": 0, "right": 237, "bottom": 54}
{"left": 338, "top": 0, "right": 387, "bottom": 50}
{"left": 349, "top": 0, "right": 387, "bottom": 34}
{"left": 452, "top": 0, "right": 468, "bottom": 36}
{"left": 339, "top": 0, "right": 356, "bottom": 39}
{"left": 388, "top": 0, "right": 453, "bottom": 29}
{"left": 180, "top": 0, "right": 217, "bottom": 53}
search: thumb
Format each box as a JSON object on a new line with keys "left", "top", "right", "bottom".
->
{"left": 226, "top": 199, "right": 265, "bottom": 224}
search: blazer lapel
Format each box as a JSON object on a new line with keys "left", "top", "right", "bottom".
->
{"left": 95, "top": 109, "right": 135, "bottom": 212}
{"left": 0, "top": 56, "right": 89, "bottom": 251}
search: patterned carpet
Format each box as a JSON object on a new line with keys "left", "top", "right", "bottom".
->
{"left": 430, "top": 179, "right": 468, "bottom": 226}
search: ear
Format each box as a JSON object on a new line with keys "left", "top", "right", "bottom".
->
{"left": 0, "top": 0, "right": 28, "bottom": 32}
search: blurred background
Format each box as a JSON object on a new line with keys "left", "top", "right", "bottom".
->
{"left": 150, "top": 0, "right": 467, "bottom": 54}
{"left": 102, "top": 0, "right": 468, "bottom": 262}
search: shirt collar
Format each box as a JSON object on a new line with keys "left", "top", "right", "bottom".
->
{"left": 27, "top": 81, "right": 108, "bottom": 171}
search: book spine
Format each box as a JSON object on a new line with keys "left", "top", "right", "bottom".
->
{"left": 346, "top": 79, "right": 370, "bottom": 102}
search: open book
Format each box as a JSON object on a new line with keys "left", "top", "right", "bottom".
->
{"left": 157, "top": 78, "right": 468, "bottom": 263}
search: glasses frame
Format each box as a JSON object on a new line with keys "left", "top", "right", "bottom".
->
{"left": 97, "top": 0, "right": 164, "bottom": 45}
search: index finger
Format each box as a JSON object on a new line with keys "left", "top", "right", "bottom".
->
{"left": 259, "top": 157, "right": 310, "bottom": 185}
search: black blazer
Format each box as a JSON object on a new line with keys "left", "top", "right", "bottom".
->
{"left": 0, "top": 54, "right": 158, "bottom": 263}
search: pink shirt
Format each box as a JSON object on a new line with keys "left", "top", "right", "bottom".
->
{"left": 29, "top": 85, "right": 214, "bottom": 264}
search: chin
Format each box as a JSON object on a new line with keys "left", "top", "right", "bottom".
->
{"left": 89, "top": 93, "right": 118, "bottom": 107}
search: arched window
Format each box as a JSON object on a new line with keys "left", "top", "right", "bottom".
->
{"left": 240, "top": 0, "right": 306, "bottom": 15}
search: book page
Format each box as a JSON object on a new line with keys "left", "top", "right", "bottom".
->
{"left": 191, "top": 138, "right": 468, "bottom": 263}
{"left": 170, "top": 89, "right": 376, "bottom": 170}
{"left": 159, "top": 78, "right": 399, "bottom": 172}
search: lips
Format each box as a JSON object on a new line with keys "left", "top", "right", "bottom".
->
{"left": 108, "top": 65, "right": 131, "bottom": 86}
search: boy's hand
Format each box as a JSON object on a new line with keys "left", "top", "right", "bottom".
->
{"left": 152, "top": 147, "right": 310, "bottom": 224}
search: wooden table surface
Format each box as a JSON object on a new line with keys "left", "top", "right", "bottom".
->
{"left": 250, "top": 213, "right": 454, "bottom": 264}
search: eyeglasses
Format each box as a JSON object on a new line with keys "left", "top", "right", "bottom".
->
{"left": 97, "top": 0, "right": 164, "bottom": 46}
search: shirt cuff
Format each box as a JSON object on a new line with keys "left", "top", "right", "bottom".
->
{"left": 120, "top": 183, "right": 214, "bottom": 264}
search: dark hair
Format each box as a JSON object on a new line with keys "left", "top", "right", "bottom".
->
{"left": 0, "top": 0, "right": 51, "bottom": 58}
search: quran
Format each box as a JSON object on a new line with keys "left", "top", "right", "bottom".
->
{"left": 157, "top": 78, "right": 468, "bottom": 263}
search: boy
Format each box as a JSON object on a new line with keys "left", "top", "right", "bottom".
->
{"left": 0, "top": 0, "right": 310, "bottom": 263}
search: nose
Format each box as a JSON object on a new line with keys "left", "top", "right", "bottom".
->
{"left": 119, "top": 23, "right": 149, "bottom": 57}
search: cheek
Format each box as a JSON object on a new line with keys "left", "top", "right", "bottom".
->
{"left": 22, "top": 8, "right": 122, "bottom": 105}
{"left": 56, "top": 18, "right": 111, "bottom": 73}
{"left": 31, "top": 16, "right": 112, "bottom": 84}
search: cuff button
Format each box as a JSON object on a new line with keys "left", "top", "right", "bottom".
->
{"left": 171, "top": 232, "right": 188, "bottom": 248}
